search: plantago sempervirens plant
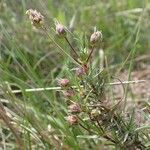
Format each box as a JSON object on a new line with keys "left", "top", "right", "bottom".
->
{"left": 26, "top": 9, "right": 147, "bottom": 149}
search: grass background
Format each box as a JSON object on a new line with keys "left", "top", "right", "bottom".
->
{"left": 0, "top": 0, "right": 150, "bottom": 149}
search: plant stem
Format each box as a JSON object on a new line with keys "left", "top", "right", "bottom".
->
{"left": 103, "top": 135, "right": 116, "bottom": 144}
{"left": 86, "top": 47, "right": 94, "bottom": 63}
{"left": 96, "top": 120, "right": 104, "bottom": 132}
{"left": 79, "top": 123, "right": 93, "bottom": 134}
{"left": 42, "top": 26, "right": 81, "bottom": 66}
{"left": 64, "top": 37, "right": 79, "bottom": 58}
{"left": 95, "top": 120, "right": 116, "bottom": 144}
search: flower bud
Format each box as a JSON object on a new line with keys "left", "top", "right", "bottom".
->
{"left": 26, "top": 9, "right": 44, "bottom": 27}
{"left": 55, "top": 22, "right": 66, "bottom": 37}
{"left": 68, "top": 103, "right": 81, "bottom": 113}
{"left": 63, "top": 89, "right": 75, "bottom": 97}
{"left": 66, "top": 115, "right": 78, "bottom": 125}
{"left": 90, "top": 30, "right": 102, "bottom": 45}
{"left": 57, "top": 78, "right": 70, "bottom": 87}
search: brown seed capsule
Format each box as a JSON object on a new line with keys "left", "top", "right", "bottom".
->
{"left": 90, "top": 30, "right": 102, "bottom": 45}
{"left": 66, "top": 115, "right": 78, "bottom": 125}
{"left": 26, "top": 9, "right": 44, "bottom": 27}
{"left": 58, "top": 78, "right": 70, "bottom": 87}
{"left": 55, "top": 22, "right": 66, "bottom": 37}
{"left": 68, "top": 103, "right": 81, "bottom": 113}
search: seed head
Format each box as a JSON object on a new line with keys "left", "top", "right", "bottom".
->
{"left": 55, "top": 22, "right": 66, "bottom": 37}
{"left": 90, "top": 30, "right": 102, "bottom": 46}
{"left": 26, "top": 9, "right": 44, "bottom": 27}
{"left": 68, "top": 103, "right": 81, "bottom": 113}
{"left": 58, "top": 78, "right": 70, "bottom": 87}
{"left": 66, "top": 115, "right": 78, "bottom": 125}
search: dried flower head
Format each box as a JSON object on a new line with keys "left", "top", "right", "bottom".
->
{"left": 68, "top": 103, "right": 81, "bottom": 113}
{"left": 55, "top": 22, "right": 66, "bottom": 37}
{"left": 26, "top": 9, "right": 44, "bottom": 27}
{"left": 57, "top": 78, "right": 70, "bottom": 87}
{"left": 90, "top": 30, "right": 102, "bottom": 46}
{"left": 66, "top": 115, "right": 78, "bottom": 125}
{"left": 63, "top": 89, "right": 75, "bottom": 97}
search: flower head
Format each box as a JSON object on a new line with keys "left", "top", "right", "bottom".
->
{"left": 66, "top": 115, "right": 78, "bottom": 125}
{"left": 90, "top": 30, "right": 102, "bottom": 46}
{"left": 26, "top": 9, "right": 44, "bottom": 27}
{"left": 63, "top": 89, "right": 75, "bottom": 97}
{"left": 55, "top": 22, "right": 66, "bottom": 37}
{"left": 57, "top": 78, "right": 70, "bottom": 87}
{"left": 75, "top": 67, "right": 86, "bottom": 77}
{"left": 68, "top": 103, "right": 81, "bottom": 113}
{"left": 90, "top": 108, "right": 101, "bottom": 120}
